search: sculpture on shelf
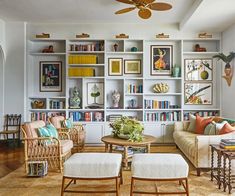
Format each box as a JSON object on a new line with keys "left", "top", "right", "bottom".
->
{"left": 194, "top": 44, "right": 206, "bottom": 52}
{"left": 42, "top": 45, "right": 54, "bottom": 53}
{"left": 153, "top": 83, "right": 169, "bottom": 93}
{"left": 69, "top": 87, "right": 81, "bottom": 108}
{"left": 112, "top": 90, "right": 120, "bottom": 108}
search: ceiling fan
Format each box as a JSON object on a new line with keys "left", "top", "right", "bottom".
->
{"left": 115, "top": 0, "right": 172, "bottom": 19}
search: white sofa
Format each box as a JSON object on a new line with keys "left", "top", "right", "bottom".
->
{"left": 173, "top": 121, "right": 235, "bottom": 176}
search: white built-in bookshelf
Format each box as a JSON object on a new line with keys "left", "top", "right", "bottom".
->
{"left": 26, "top": 37, "right": 221, "bottom": 144}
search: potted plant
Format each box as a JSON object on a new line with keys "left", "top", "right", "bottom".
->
{"left": 213, "top": 52, "right": 235, "bottom": 86}
{"left": 110, "top": 116, "right": 144, "bottom": 142}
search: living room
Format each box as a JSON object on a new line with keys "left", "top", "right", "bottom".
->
{"left": 0, "top": 0, "right": 235, "bottom": 195}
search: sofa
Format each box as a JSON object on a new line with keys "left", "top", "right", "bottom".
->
{"left": 173, "top": 119, "right": 235, "bottom": 176}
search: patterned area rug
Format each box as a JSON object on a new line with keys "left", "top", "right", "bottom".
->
{"left": 0, "top": 146, "right": 231, "bottom": 196}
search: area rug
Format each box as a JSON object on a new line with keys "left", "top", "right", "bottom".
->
{"left": 0, "top": 146, "right": 231, "bottom": 196}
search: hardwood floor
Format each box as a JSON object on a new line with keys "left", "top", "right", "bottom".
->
{"left": 0, "top": 142, "right": 24, "bottom": 178}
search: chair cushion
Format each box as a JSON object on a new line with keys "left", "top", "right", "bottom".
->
{"left": 64, "top": 153, "right": 122, "bottom": 178}
{"left": 60, "top": 140, "right": 73, "bottom": 154}
{"left": 50, "top": 116, "right": 65, "bottom": 129}
{"left": 131, "top": 153, "right": 189, "bottom": 179}
{"left": 24, "top": 120, "right": 46, "bottom": 139}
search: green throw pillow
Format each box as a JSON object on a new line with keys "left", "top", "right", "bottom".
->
{"left": 46, "top": 123, "right": 58, "bottom": 138}
{"left": 38, "top": 127, "right": 50, "bottom": 137}
{"left": 187, "top": 114, "right": 196, "bottom": 132}
{"left": 204, "top": 122, "right": 216, "bottom": 135}
{"left": 62, "top": 119, "right": 73, "bottom": 129}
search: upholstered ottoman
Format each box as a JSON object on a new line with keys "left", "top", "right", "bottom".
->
{"left": 130, "top": 153, "right": 189, "bottom": 195}
{"left": 61, "top": 153, "right": 122, "bottom": 196}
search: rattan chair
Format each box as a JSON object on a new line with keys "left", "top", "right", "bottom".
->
{"left": 21, "top": 120, "right": 73, "bottom": 173}
{"left": 48, "top": 116, "right": 85, "bottom": 152}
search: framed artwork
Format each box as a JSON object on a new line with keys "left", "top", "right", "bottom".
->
{"left": 124, "top": 59, "right": 141, "bottom": 74}
{"left": 87, "top": 82, "right": 104, "bottom": 106}
{"left": 40, "top": 61, "right": 62, "bottom": 92}
{"left": 185, "top": 82, "right": 212, "bottom": 105}
{"left": 108, "top": 58, "right": 123, "bottom": 76}
{"left": 151, "top": 45, "right": 173, "bottom": 75}
{"left": 185, "top": 58, "right": 213, "bottom": 81}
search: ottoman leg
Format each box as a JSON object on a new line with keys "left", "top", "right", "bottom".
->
{"left": 61, "top": 176, "right": 65, "bottom": 196}
{"left": 185, "top": 178, "right": 189, "bottom": 196}
{"left": 130, "top": 177, "right": 134, "bottom": 196}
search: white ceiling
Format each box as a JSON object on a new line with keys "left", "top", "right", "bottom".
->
{"left": 0, "top": 0, "right": 234, "bottom": 32}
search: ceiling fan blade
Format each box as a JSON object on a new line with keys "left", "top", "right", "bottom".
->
{"left": 115, "top": 0, "right": 134, "bottom": 5}
{"left": 115, "top": 7, "right": 136, "bottom": 14}
{"left": 142, "top": 0, "right": 155, "bottom": 4}
{"left": 138, "top": 8, "right": 152, "bottom": 19}
{"left": 148, "top": 2, "right": 172, "bottom": 11}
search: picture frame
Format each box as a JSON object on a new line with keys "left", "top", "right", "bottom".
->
{"left": 151, "top": 45, "right": 173, "bottom": 75}
{"left": 40, "top": 61, "right": 62, "bottom": 92}
{"left": 185, "top": 58, "right": 213, "bottom": 81}
{"left": 87, "top": 82, "right": 104, "bottom": 107}
{"left": 124, "top": 59, "right": 141, "bottom": 74}
{"left": 108, "top": 58, "right": 123, "bottom": 76}
{"left": 184, "top": 82, "right": 212, "bottom": 105}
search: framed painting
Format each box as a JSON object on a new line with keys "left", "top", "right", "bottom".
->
{"left": 124, "top": 59, "right": 141, "bottom": 74}
{"left": 108, "top": 58, "right": 123, "bottom": 76}
{"left": 151, "top": 45, "right": 173, "bottom": 75}
{"left": 185, "top": 58, "right": 213, "bottom": 81}
{"left": 87, "top": 82, "right": 104, "bottom": 107}
{"left": 184, "top": 82, "right": 212, "bottom": 105}
{"left": 40, "top": 61, "right": 62, "bottom": 92}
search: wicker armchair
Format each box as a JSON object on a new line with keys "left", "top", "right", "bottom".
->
{"left": 21, "top": 120, "right": 73, "bottom": 173}
{"left": 48, "top": 116, "right": 85, "bottom": 152}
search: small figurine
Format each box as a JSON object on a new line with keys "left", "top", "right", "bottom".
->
{"left": 156, "top": 33, "right": 170, "bottom": 38}
{"left": 195, "top": 44, "right": 206, "bottom": 52}
{"left": 113, "top": 43, "right": 118, "bottom": 52}
{"left": 69, "top": 87, "right": 81, "bottom": 108}
{"left": 42, "top": 45, "right": 54, "bottom": 53}
{"left": 112, "top": 90, "right": 120, "bottom": 108}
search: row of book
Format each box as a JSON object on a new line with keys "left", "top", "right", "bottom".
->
{"left": 114, "top": 146, "right": 146, "bottom": 157}
{"left": 144, "top": 111, "right": 181, "bottom": 122}
{"left": 183, "top": 111, "right": 219, "bottom": 120}
{"left": 69, "top": 43, "right": 103, "bottom": 52}
{"left": 126, "top": 84, "right": 143, "bottom": 93}
{"left": 68, "top": 55, "right": 97, "bottom": 64}
{"left": 30, "top": 112, "right": 65, "bottom": 121}
{"left": 27, "top": 161, "right": 48, "bottom": 177}
{"left": 68, "top": 67, "right": 95, "bottom": 77}
{"left": 144, "top": 100, "right": 173, "bottom": 109}
{"left": 220, "top": 139, "right": 235, "bottom": 149}
{"left": 49, "top": 100, "right": 65, "bottom": 109}
{"left": 69, "top": 111, "right": 104, "bottom": 122}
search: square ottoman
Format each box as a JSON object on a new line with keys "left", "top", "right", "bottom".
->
{"left": 131, "top": 153, "right": 189, "bottom": 195}
{"left": 61, "top": 153, "right": 122, "bottom": 196}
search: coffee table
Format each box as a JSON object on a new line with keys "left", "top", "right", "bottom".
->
{"left": 101, "top": 134, "right": 156, "bottom": 169}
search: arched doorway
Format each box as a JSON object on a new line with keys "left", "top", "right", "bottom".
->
{"left": 0, "top": 45, "right": 4, "bottom": 129}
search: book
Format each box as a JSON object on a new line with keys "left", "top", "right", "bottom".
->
{"left": 221, "top": 139, "right": 235, "bottom": 144}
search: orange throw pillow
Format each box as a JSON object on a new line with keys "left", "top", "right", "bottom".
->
{"left": 219, "top": 123, "right": 235, "bottom": 135}
{"left": 195, "top": 115, "right": 213, "bottom": 134}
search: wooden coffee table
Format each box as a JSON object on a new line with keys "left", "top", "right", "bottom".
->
{"left": 101, "top": 134, "right": 156, "bottom": 169}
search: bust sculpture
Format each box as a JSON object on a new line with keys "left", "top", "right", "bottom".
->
{"left": 70, "top": 87, "right": 81, "bottom": 108}
{"left": 112, "top": 90, "right": 120, "bottom": 108}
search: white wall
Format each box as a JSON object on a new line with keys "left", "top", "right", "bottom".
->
{"left": 222, "top": 24, "right": 235, "bottom": 119}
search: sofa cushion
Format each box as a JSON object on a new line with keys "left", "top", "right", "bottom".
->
{"left": 219, "top": 123, "right": 235, "bottom": 135}
{"left": 195, "top": 115, "right": 212, "bottom": 134}
{"left": 187, "top": 114, "right": 196, "bottom": 132}
{"left": 62, "top": 119, "right": 73, "bottom": 129}
{"left": 24, "top": 120, "right": 46, "bottom": 139}
{"left": 204, "top": 122, "right": 216, "bottom": 135}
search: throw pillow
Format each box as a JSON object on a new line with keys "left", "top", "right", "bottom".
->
{"left": 215, "top": 121, "right": 228, "bottom": 134}
{"left": 62, "top": 119, "right": 73, "bottom": 129}
{"left": 195, "top": 114, "right": 213, "bottom": 134}
{"left": 38, "top": 126, "right": 50, "bottom": 137}
{"left": 219, "top": 123, "right": 235, "bottom": 135}
{"left": 187, "top": 114, "right": 196, "bottom": 132}
{"left": 46, "top": 123, "right": 58, "bottom": 138}
{"left": 204, "top": 122, "right": 216, "bottom": 135}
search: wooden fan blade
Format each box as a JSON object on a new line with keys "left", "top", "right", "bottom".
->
{"left": 148, "top": 2, "right": 172, "bottom": 11}
{"left": 142, "top": 0, "right": 155, "bottom": 4}
{"left": 115, "top": 7, "right": 136, "bottom": 14}
{"left": 115, "top": 0, "right": 134, "bottom": 5}
{"left": 138, "top": 8, "right": 152, "bottom": 19}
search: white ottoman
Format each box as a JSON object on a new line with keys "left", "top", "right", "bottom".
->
{"left": 130, "top": 153, "right": 189, "bottom": 196}
{"left": 61, "top": 153, "right": 122, "bottom": 196}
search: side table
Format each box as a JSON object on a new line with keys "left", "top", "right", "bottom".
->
{"left": 223, "top": 152, "right": 235, "bottom": 194}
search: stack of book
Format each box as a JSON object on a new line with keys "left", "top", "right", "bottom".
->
{"left": 220, "top": 139, "right": 235, "bottom": 150}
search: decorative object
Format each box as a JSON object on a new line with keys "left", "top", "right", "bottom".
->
{"left": 185, "top": 82, "right": 212, "bottom": 105}
{"left": 109, "top": 116, "right": 144, "bottom": 142}
{"left": 153, "top": 83, "right": 169, "bottom": 93}
{"left": 108, "top": 58, "right": 123, "bottom": 76}
{"left": 185, "top": 59, "right": 213, "bottom": 81}
{"left": 156, "top": 33, "right": 169, "bottom": 38}
{"left": 131, "top": 47, "right": 138, "bottom": 52}
{"left": 115, "top": 0, "right": 172, "bottom": 19}
{"left": 94, "top": 112, "right": 103, "bottom": 122}
{"left": 87, "top": 82, "right": 104, "bottom": 107}
{"left": 172, "top": 66, "right": 181, "bottom": 77}
{"left": 213, "top": 52, "right": 235, "bottom": 86}
{"left": 194, "top": 44, "right": 206, "bottom": 52}
{"left": 76, "top": 33, "right": 90, "bottom": 38}
{"left": 113, "top": 43, "right": 118, "bottom": 51}
{"left": 112, "top": 90, "right": 121, "bottom": 108}
{"left": 42, "top": 45, "right": 54, "bottom": 53}
{"left": 36, "top": 33, "right": 50, "bottom": 38}
{"left": 128, "top": 99, "right": 137, "bottom": 108}
{"left": 69, "top": 87, "right": 81, "bottom": 109}
{"left": 31, "top": 100, "right": 45, "bottom": 109}
{"left": 124, "top": 59, "right": 141, "bottom": 74}
{"left": 115, "top": 33, "right": 129, "bottom": 38}
{"left": 151, "top": 45, "right": 172, "bottom": 75}
{"left": 198, "top": 32, "right": 212, "bottom": 38}
{"left": 40, "top": 61, "right": 62, "bottom": 92}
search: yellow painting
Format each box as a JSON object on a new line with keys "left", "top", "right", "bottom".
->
{"left": 108, "top": 58, "right": 123, "bottom": 76}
